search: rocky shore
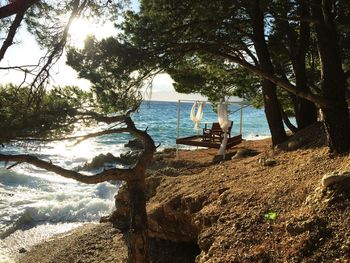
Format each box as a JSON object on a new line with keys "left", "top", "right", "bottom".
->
{"left": 17, "top": 123, "right": 350, "bottom": 262}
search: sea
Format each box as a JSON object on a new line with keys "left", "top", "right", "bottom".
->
{"left": 0, "top": 100, "right": 272, "bottom": 262}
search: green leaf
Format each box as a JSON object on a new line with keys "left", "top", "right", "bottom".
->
{"left": 264, "top": 211, "right": 278, "bottom": 220}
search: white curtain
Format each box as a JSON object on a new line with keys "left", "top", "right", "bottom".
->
{"left": 217, "top": 102, "right": 230, "bottom": 156}
{"left": 190, "top": 101, "right": 205, "bottom": 129}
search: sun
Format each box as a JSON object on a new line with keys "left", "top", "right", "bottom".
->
{"left": 68, "top": 18, "right": 93, "bottom": 48}
{"left": 68, "top": 18, "right": 117, "bottom": 48}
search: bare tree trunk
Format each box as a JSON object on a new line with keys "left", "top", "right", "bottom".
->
{"left": 311, "top": 0, "right": 350, "bottom": 153}
{"left": 251, "top": 0, "right": 287, "bottom": 145}
{"left": 127, "top": 180, "right": 149, "bottom": 263}
{"left": 124, "top": 117, "right": 155, "bottom": 262}
{"left": 291, "top": 0, "right": 318, "bottom": 129}
{"left": 280, "top": 104, "right": 298, "bottom": 134}
{"left": 278, "top": 0, "right": 317, "bottom": 130}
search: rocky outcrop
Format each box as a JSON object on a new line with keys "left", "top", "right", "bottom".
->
{"left": 147, "top": 194, "right": 206, "bottom": 242}
{"left": 275, "top": 122, "right": 326, "bottom": 151}
{"left": 124, "top": 138, "right": 144, "bottom": 150}
{"left": 108, "top": 173, "right": 203, "bottom": 243}
{"left": 108, "top": 151, "right": 209, "bottom": 244}
{"left": 79, "top": 153, "right": 119, "bottom": 170}
{"left": 117, "top": 151, "right": 142, "bottom": 166}
{"left": 78, "top": 151, "right": 142, "bottom": 171}
{"left": 106, "top": 175, "right": 163, "bottom": 229}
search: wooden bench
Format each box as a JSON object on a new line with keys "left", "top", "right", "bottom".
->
{"left": 202, "top": 121, "right": 233, "bottom": 142}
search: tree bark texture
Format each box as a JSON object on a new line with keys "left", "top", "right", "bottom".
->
{"left": 311, "top": 0, "right": 350, "bottom": 153}
{"left": 251, "top": 0, "right": 287, "bottom": 145}
{"left": 0, "top": 0, "right": 38, "bottom": 19}
{"left": 127, "top": 180, "right": 150, "bottom": 263}
{"left": 280, "top": 103, "right": 298, "bottom": 134}
{"left": 285, "top": 0, "right": 318, "bottom": 129}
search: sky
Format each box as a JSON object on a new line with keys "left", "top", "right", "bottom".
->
{"left": 0, "top": 3, "right": 207, "bottom": 102}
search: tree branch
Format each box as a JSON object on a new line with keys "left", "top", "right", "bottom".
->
{"left": 0, "top": 0, "right": 38, "bottom": 19}
{"left": 270, "top": 15, "right": 319, "bottom": 24}
{"left": 71, "top": 128, "right": 129, "bottom": 145}
{"left": 0, "top": 10, "right": 25, "bottom": 62}
{"left": 0, "top": 64, "right": 38, "bottom": 71}
{"left": 77, "top": 111, "right": 129, "bottom": 124}
{"left": 161, "top": 41, "right": 333, "bottom": 107}
{"left": 124, "top": 117, "right": 156, "bottom": 178}
{"left": 278, "top": 101, "right": 298, "bottom": 133}
{"left": 239, "top": 41, "right": 259, "bottom": 66}
{"left": 9, "top": 127, "right": 129, "bottom": 143}
{"left": 0, "top": 154, "right": 131, "bottom": 183}
{"left": 30, "top": 0, "right": 81, "bottom": 89}
{"left": 200, "top": 45, "right": 334, "bottom": 108}
{"left": 6, "top": 161, "right": 21, "bottom": 170}
{"left": 0, "top": 118, "right": 156, "bottom": 184}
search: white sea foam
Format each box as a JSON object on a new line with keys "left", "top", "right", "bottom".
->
{"left": 0, "top": 168, "right": 118, "bottom": 238}
{"left": 0, "top": 222, "right": 83, "bottom": 263}
{"left": 243, "top": 133, "right": 271, "bottom": 141}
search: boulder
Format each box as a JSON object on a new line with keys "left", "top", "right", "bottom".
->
{"left": 78, "top": 150, "right": 143, "bottom": 171}
{"left": 124, "top": 139, "right": 144, "bottom": 150}
{"left": 321, "top": 171, "right": 350, "bottom": 188}
{"left": 212, "top": 152, "right": 236, "bottom": 164}
{"left": 232, "top": 149, "right": 259, "bottom": 159}
{"left": 117, "top": 151, "right": 142, "bottom": 166}
{"left": 80, "top": 153, "right": 119, "bottom": 170}
{"left": 258, "top": 157, "right": 277, "bottom": 167}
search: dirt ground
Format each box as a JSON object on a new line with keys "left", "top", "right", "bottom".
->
{"left": 18, "top": 123, "right": 350, "bottom": 262}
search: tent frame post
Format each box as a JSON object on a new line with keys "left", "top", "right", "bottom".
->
{"left": 176, "top": 100, "right": 180, "bottom": 159}
{"left": 239, "top": 102, "right": 243, "bottom": 135}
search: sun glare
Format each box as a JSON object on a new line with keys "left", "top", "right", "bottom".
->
{"left": 68, "top": 18, "right": 117, "bottom": 48}
{"left": 68, "top": 19, "right": 93, "bottom": 48}
{"left": 49, "top": 140, "right": 96, "bottom": 160}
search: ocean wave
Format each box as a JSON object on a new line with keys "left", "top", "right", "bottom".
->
{"left": 94, "top": 181, "right": 121, "bottom": 199}
{"left": 1, "top": 193, "right": 115, "bottom": 239}
{"left": 0, "top": 178, "right": 118, "bottom": 239}
{"left": 0, "top": 170, "right": 53, "bottom": 191}
{"left": 0, "top": 222, "right": 83, "bottom": 263}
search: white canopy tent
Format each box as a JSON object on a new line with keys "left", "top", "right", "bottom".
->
{"left": 176, "top": 99, "right": 246, "bottom": 157}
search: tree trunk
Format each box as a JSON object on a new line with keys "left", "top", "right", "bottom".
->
{"left": 294, "top": 94, "right": 317, "bottom": 129}
{"left": 311, "top": 0, "right": 350, "bottom": 153}
{"left": 217, "top": 132, "right": 228, "bottom": 156}
{"left": 282, "top": 0, "right": 318, "bottom": 129}
{"left": 251, "top": 0, "right": 287, "bottom": 145}
{"left": 127, "top": 179, "right": 149, "bottom": 263}
{"left": 262, "top": 81, "right": 288, "bottom": 145}
{"left": 322, "top": 105, "right": 350, "bottom": 153}
{"left": 292, "top": 59, "right": 318, "bottom": 129}
{"left": 280, "top": 102, "right": 298, "bottom": 134}
{"left": 293, "top": 1, "right": 317, "bottom": 129}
